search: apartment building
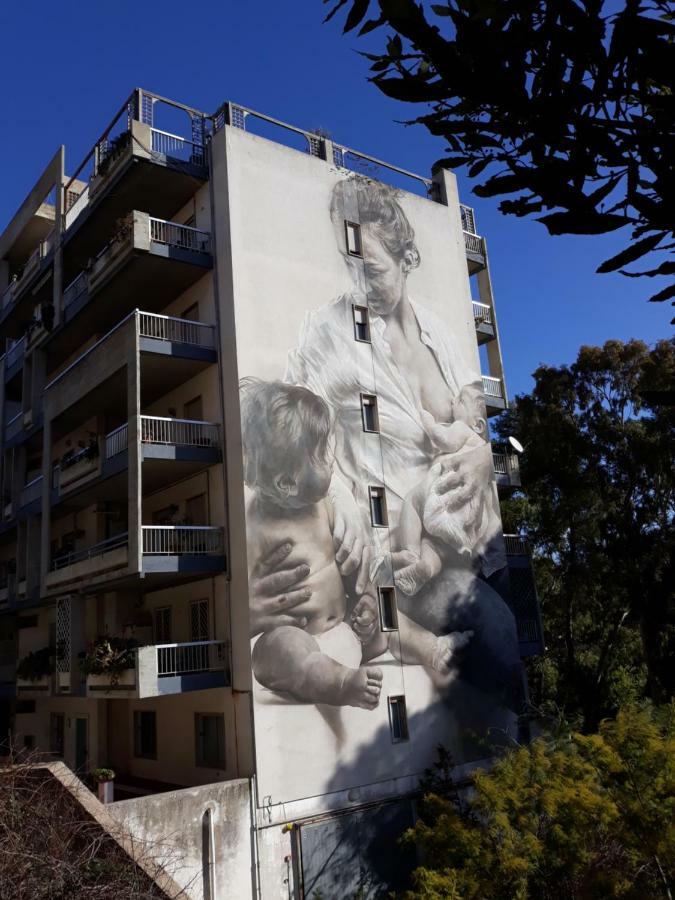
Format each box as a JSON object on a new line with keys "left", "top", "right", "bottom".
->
{"left": 0, "top": 89, "right": 541, "bottom": 898}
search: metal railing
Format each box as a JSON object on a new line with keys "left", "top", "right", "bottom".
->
{"left": 464, "top": 231, "right": 485, "bottom": 256}
{"left": 5, "top": 412, "right": 23, "bottom": 441}
{"left": 482, "top": 375, "right": 504, "bottom": 399}
{"left": 142, "top": 526, "right": 224, "bottom": 556}
{"left": 472, "top": 301, "right": 493, "bottom": 325}
{"left": 503, "top": 534, "right": 529, "bottom": 556}
{"left": 138, "top": 311, "right": 216, "bottom": 348}
{"left": 151, "top": 128, "right": 206, "bottom": 165}
{"left": 141, "top": 416, "right": 219, "bottom": 447}
{"left": 149, "top": 217, "right": 211, "bottom": 254}
{"left": 5, "top": 337, "right": 25, "bottom": 369}
{"left": 493, "top": 452, "right": 520, "bottom": 478}
{"left": 20, "top": 476, "right": 43, "bottom": 508}
{"left": 105, "top": 424, "right": 128, "bottom": 459}
{"left": 51, "top": 532, "right": 129, "bottom": 571}
{"left": 460, "top": 204, "right": 477, "bottom": 235}
{"left": 156, "top": 640, "right": 227, "bottom": 677}
{"left": 63, "top": 272, "right": 88, "bottom": 309}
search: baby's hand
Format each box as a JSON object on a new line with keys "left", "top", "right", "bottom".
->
{"left": 351, "top": 595, "right": 378, "bottom": 643}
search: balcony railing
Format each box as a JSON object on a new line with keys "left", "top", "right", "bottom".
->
{"left": 151, "top": 128, "right": 206, "bottom": 165}
{"left": 5, "top": 337, "right": 25, "bottom": 369}
{"left": 148, "top": 218, "right": 211, "bottom": 254}
{"left": 5, "top": 412, "right": 23, "bottom": 441}
{"left": 464, "top": 231, "right": 484, "bottom": 256}
{"left": 105, "top": 423, "right": 128, "bottom": 459}
{"left": 141, "top": 416, "right": 219, "bottom": 447}
{"left": 482, "top": 375, "right": 504, "bottom": 400}
{"left": 460, "top": 204, "right": 477, "bottom": 235}
{"left": 472, "top": 301, "right": 493, "bottom": 326}
{"left": 156, "top": 640, "right": 227, "bottom": 677}
{"left": 63, "top": 272, "right": 88, "bottom": 309}
{"left": 138, "top": 311, "right": 216, "bottom": 348}
{"left": 492, "top": 452, "right": 520, "bottom": 478}
{"left": 51, "top": 532, "right": 128, "bottom": 571}
{"left": 20, "top": 476, "right": 43, "bottom": 507}
{"left": 503, "top": 534, "right": 529, "bottom": 556}
{"left": 142, "top": 526, "right": 224, "bottom": 556}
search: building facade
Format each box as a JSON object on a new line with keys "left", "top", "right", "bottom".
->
{"left": 0, "top": 89, "right": 541, "bottom": 898}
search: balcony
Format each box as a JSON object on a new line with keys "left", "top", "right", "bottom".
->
{"left": 503, "top": 534, "right": 544, "bottom": 657}
{"left": 473, "top": 301, "right": 496, "bottom": 345}
{"left": 18, "top": 475, "right": 43, "bottom": 515}
{"left": 460, "top": 204, "right": 486, "bottom": 274}
{"left": 482, "top": 375, "right": 507, "bottom": 415}
{"left": 4, "top": 336, "right": 26, "bottom": 381}
{"left": 141, "top": 526, "right": 225, "bottom": 575}
{"left": 0, "top": 233, "right": 55, "bottom": 335}
{"left": 492, "top": 452, "right": 521, "bottom": 490}
{"left": 86, "top": 639, "right": 230, "bottom": 699}
{"left": 2, "top": 406, "right": 42, "bottom": 449}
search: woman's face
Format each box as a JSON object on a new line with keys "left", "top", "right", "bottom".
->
{"left": 360, "top": 224, "right": 408, "bottom": 316}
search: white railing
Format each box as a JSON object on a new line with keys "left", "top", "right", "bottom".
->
{"left": 51, "top": 532, "right": 128, "bottom": 571}
{"left": 141, "top": 416, "right": 219, "bottom": 447}
{"left": 142, "top": 526, "right": 224, "bottom": 556}
{"left": 63, "top": 272, "right": 88, "bottom": 308}
{"left": 472, "top": 301, "right": 493, "bottom": 325}
{"left": 493, "top": 452, "right": 520, "bottom": 482}
{"left": 503, "top": 534, "right": 529, "bottom": 556}
{"left": 464, "top": 231, "right": 484, "bottom": 256}
{"left": 20, "top": 476, "right": 43, "bottom": 507}
{"left": 156, "top": 640, "right": 227, "bottom": 677}
{"left": 5, "top": 412, "right": 23, "bottom": 440}
{"left": 105, "top": 423, "right": 128, "bottom": 459}
{"left": 5, "top": 337, "right": 25, "bottom": 369}
{"left": 150, "top": 129, "right": 206, "bottom": 165}
{"left": 460, "top": 204, "right": 477, "bottom": 235}
{"left": 138, "top": 311, "right": 216, "bottom": 348}
{"left": 482, "top": 375, "right": 504, "bottom": 399}
{"left": 148, "top": 218, "right": 211, "bottom": 254}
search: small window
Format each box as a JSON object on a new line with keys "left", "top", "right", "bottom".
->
{"left": 345, "top": 221, "right": 362, "bottom": 257}
{"left": 379, "top": 587, "right": 398, "bottom": 631}
{"left": 50, "top": 713, "right": 65, "bottom": 757}
{"left": 352, "top": 305, "right": 371, "bottom": 343}
{"left": 369, "top": 487, "right": 388, "bottom": 527}
{"left": 133, "top": 710, "right": 157, "bottom": 759}
{"left": 360, "top": 394, "right": 379, "bottom": 433}
{"left": 195, "top": 714, "right": 226, "bottom": 769}
{"left": 388, "top": 695, "right": 409, "bottom": 742}
{"left": 154, "top": 607, "right": 172, "bottom": 644}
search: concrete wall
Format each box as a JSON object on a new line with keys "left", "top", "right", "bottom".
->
{"left": 110, "top": 777, "right": 253, "bottom": 900}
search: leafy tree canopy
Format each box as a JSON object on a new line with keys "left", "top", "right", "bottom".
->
{"left": 405, "top": 705, "right": 675, "bottom": 900}
{"left": 325, "top": 0, "right": 675, "bottom": 306}
{"left": 493, "top": 338, "right": 674, "bottom": 729}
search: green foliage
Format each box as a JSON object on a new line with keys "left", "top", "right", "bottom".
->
{"left": 16, "top": 647, "right": 53, "bottom": 682}
{"left": 324, "top": 1, "right": 675, "bottom": 304}
{"left": 495, "top": 338, "right": 674, "bottom": 729}
{"left": 79, "top": 636, "right": 139, "bottom": 685}
{"left": 404, "top": 705, "right": 675, "bottom": 899}
{"left": 90, "top": 768, "right": 115, "bottom": 783}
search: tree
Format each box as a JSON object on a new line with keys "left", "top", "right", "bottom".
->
{"left": 405, "top": 704, "right": 675, "bottom": 900}
{"left": 324, "top": 1, "right": 675, "bottom": 306}
{"left": 493, "top": 338, "right": 675, "bottom": 729}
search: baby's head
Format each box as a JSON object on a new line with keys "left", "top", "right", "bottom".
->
{"left": 240, "top": 378, "right": 334, "bottom": 509}
{"left": 451, "top": 383, "right": 486, "bottom": 437}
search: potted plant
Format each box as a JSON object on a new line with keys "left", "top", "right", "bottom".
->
{"left": 91, "top": 767, "right": 115, "bottom": 804}
{"left": 80, "top": 635, "right": 139, "bottom": 692}
{"left": 16, "top": 646, "right": 54, "bottom": 682}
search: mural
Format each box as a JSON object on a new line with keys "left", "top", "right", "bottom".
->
{"left": 235, "top": 173, "right": 520, "bottom": 802}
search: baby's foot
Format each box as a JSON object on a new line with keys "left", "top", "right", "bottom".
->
{"left": 341, "top": 666, "right": 383, "bottom": 710}
{"left": 431, "top": 630, "right": 473, "bottom": 674}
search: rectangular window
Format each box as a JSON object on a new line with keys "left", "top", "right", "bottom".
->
{"left": 50, "top": 713, "right": 65, "bottom": 757}
{"left": 352, "top": 305, "right": 371, "bottom": 343}
{"left": 195, "top": 714, "right": 226, "bottom": 769}
{"left": 369, "top": 487, "right": 388, "bottom": 527}
{"left": 360, "top": 394, "right": 379, "bottom": 433}
{"left": 388, "top": 695, "right": 409, "bottom": 742}
{"left": 154, "top": 607, "right": 172, "bottom": 644}
{"left": 345, "top": 221, "right": 362, "bottom": 257}
{"left": 133, "top": 710, "right": 157, "bottom": 759}
{"left": 378, "top": 587, "right": 398, "bottom": 631}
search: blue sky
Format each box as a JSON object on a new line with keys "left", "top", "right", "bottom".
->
{"left": 0, "top": 0, "right": 668, "bottom": 398}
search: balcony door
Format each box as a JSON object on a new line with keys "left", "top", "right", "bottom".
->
{"left": 190, "top": 599, "right": 210, "bottom": 671}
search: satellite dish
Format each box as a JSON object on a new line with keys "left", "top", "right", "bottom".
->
{"left": 508, "top": 436, "right": 524, "bottom": 454}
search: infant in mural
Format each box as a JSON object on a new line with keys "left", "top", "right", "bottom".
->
{"left": 240, "top": 378, "right": 471, "bottom": 709}
{"left": 396, "top": 383, "right": 491, "bottom": 597}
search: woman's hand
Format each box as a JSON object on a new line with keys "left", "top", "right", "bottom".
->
{"left": 249, "top": 542, "right": 312, "bottom": 637}
{"left": 431, "top": 442, "right": 492, "bottom": 550}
